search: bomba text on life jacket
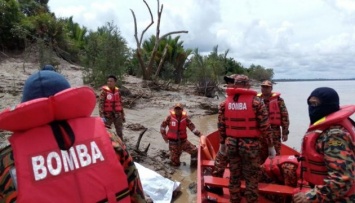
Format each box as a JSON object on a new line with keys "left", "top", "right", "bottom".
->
{"left": 32, "top": 141, "right": 105, "bottom": 181}
{"left": 228, "top": 102, "right": 247, "bottom": 110}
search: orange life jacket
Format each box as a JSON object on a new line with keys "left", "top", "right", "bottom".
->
{"left": 0, "top": 87, "right": 130, "bottom": 203}
{"left": 263, "top": 155, "right": 299, "bottom": 183}
{"left": 225, "top": 88, "right": 260, "bottom": 138}
{"left": 167, "top": 110, "right": 187, "bottom": 140}
{"left": 102, "top": 85, "right": 123, "bottom": 112}
{"left": 301, "top": 105, "right": 355, "bottom": 197}
{"left": 258, "top": 92, "right": 281, "bottom": 126}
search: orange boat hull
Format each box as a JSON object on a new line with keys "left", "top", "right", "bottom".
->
{"left": 197, "top": 131, "right": 300, "bottom": 203}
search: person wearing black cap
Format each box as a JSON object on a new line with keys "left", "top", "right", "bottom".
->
{"left": 293, "top": 87, "right": 355, "bottom": 203}
{"left": 212, "top": 74, "right": 275, "bottom": 203}
{"left": 0, "top": 70, "right": 146, "bottom": 202}
{"left": 99, "top": 75, "right": 125, "bottom": 140}
{"left": 160, "top": 103, "right": 202, "bottom": 167}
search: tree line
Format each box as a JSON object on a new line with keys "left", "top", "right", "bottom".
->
{"left": 0, "top": 0, "right": 274, "bottom": 96}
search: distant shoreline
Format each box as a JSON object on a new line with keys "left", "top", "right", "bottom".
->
{"left": 273, "top": 78, "right": 355, "bottom": 82}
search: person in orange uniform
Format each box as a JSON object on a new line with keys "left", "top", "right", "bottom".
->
{"left": 160, "top": 103, "right": 202, "bottom": 167}
{"left": 293, "top": 87, "right": 355, "bottom": 203}
{"left": 99, "top": 75, "right": 125, "bottom": 139}
{"left": 260, "top": 155, "right": 300, "bottom": 202}
{"left": 216, "top": 74, "right": 276, "bottom": 203}
{"left": 0, "top": 70, "right": 146, "bottom": 202}
{"left": 258, "top": 80, "right": 290, "bottom": 163}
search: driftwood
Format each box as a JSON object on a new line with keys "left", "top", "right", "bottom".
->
{"left": 0, "top": 51, "right": 9, "bottom": 57}
{"left": 135, "top": 127, "right": 150, "bottom": 155}
{"left": 196, "top": 79, "right": 219, "bottom": 98}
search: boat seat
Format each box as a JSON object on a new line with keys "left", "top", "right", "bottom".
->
{"left": 201, "top": 160, "right": 229, "bottom": 168}
{"left": 204, "top": 176, "right": 295, "bottom": 195}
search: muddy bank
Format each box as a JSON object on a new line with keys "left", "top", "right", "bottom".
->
{"left": 0, "top": 57, "right": 222, "bottom": 202}
{"left": 0, "top": 56, "right": 262, "bottom": 202}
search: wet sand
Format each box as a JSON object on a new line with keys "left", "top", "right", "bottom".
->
{"left": 0, "top": 55, "right": 262, "bottom": 202}
{"left": 91, "top": 89, "right": 220, "bottom": 203}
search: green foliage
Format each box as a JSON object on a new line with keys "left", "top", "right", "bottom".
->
{"left": 185, "top": 46, "right": 228, "bottom": 84}
{"left": 0, "top": 0, "right": 274, "bottom": 89}
{"left": 0, "top": 0, "right": 24, "bottom": 49}
{"left": 55, "top": 16, "right": 88, "bottom": 62}
{"left": 139, "top": 35, "right": 192, "bottom": 83}
{"left": 185, "top": 46, "right": 273, "bottom": 85}
{"left": 247, "top": 64, "right": 274, "bottom": 81}
{"left": 18, "top": 0, "right": 49, "bottom": 16}
{"left": 82, "top": 22, "right": 129, "bottom": 87}
{"left": 61, "top": 16, "right": 87, "bottom": 50}
{"left": 126, "top": 49, "right": 143, "bottom": 77}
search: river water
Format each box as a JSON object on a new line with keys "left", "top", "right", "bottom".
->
{"left": 172, "top": 80, "right": 355, "bottom": 203}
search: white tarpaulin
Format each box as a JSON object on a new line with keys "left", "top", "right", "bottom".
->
{"left": 135, "top": 162, "right": 181, "bottom": 203}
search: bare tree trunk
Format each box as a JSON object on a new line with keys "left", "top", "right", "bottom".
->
{"left": 154, "top": 43, "right": 168, "bottom": 78}
{"left": 130, "top": 0, "right": 188, "bottom": 80}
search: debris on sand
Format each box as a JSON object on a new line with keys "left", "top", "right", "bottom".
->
{"left": 126, "top": 123, "right": 147, "bottom": 131}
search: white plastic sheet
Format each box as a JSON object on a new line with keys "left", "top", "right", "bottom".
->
{"left": 135, "top": 162, "right": 181, "bottom": 203}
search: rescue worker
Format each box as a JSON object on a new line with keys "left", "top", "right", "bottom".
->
{"left": 216, "top": 74, "right": 276, "bottom": 203}
{"left": 293, "top": 87, "right": 355, "bottom": 203}
{"left": 99, "top": 75, "right": 125, "bottom": 140}
{"left": 0, "top": 70, "right": 146, "bottom": 202}
{"left": 160, "top": 103, "right": 202, "bottom": 167}
{"left": 258, "top": 80, "right": 290, "bottom": 163}
{"left": 207, "top": 75, "right": 235, "bottom": 195}
{"left": 262, "top": 155, "right": 299, "bottom": 187}
{"left": 260, "top": 155, "right": 299, "bottom": 202}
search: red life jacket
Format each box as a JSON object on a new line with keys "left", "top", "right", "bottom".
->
{"left": 0, "top": 87, "right": 130, "bottom": 203}
{"left": 167, "top": 110, "right": 187, "bottom": 140}
{"left": 102, "top": 85, "right": 122, "bottom": 112}
{"left": 258, "top": 92, "right": 281, "bottom": 126}
{"left": 301, "top": 105, "right": 355, "bottom": 197}
{"left": 225, "top": 88, "right": 260, "bottom": 138}
{"left": 263, "top": 155, "right": 299, "bottom": 183}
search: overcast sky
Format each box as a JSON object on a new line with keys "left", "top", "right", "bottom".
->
{"left": 48, "top": 0, "right": 355, "bottom": 79}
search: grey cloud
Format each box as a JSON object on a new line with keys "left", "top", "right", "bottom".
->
{"left": 48, "top": 0, "right": 355, "bottom": 79}
{"left": 161, "top": 0, "right": 222, "bottom": 52}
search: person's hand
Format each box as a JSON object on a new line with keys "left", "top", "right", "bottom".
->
{"left": 162, "top": 134, "right": 168, "bottom": 143}
{"left": 282, "top": 133, "right": 288, "bottom": 142}
{"left": 268, "top": 146, "right": 276, "bottom": 159}
{"left": 293, "top": 192, "right": 307, "bottom": 203}
{"left": 219, "top": 144, "right": 226, "bottom": 155}
{"left": 122, "top": 117, "right": 126, "bottom": 123}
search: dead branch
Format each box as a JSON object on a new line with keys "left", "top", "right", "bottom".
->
{"left": 164, "top": 80, "right": 172, "bottom": 90}
{"left": 146, "top": 0, "right": 163, "bottom": 76}
{"left": 144, "top": 143, "right": 150, "bottom": 154}
{"left": 129, "top": 9, "right": 139, "bottom": 47}
{"left": 131, "top": 0, "right": 189, "bottom": 80}
{"left": 130, "top": 9, "right": 147, "bottom": 76}
{"left": 160, "top": 31, "right": 189, "bottom": 40}
{"left": 156, "top": 0, "right": 163, "bottom": 40}
{"left": 0, "top": 51, "right": 9, "bottom": 57}
{"left": 139, "top": 0, "right": 154, "bottom": 46}
{"left": 128, "top": 92, "right": 145, "bottom": 108}
{"left": 135, "top": 128, "right": 149, "bottom": 155}
{"left": 154, "top": 43, "right": 169, "bottom": 78}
